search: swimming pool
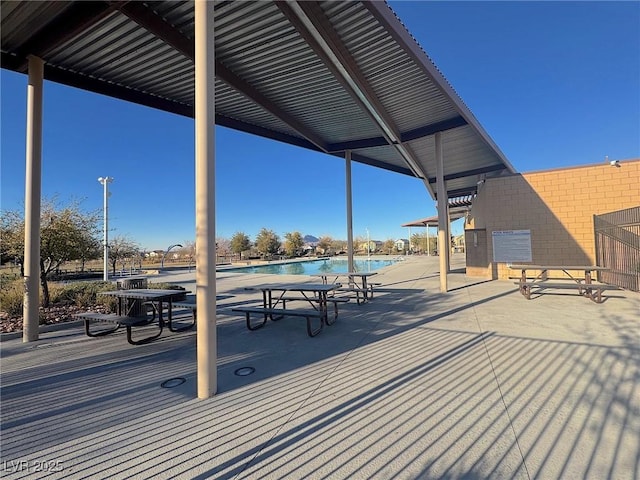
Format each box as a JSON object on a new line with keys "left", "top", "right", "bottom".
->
{"left": 219, "top": 258, "right": 398, "bottom": 276}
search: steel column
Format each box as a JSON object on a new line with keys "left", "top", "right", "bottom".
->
{"left": 195, "top": 0, "right": 216, "bottom": 398}
{"left": 435, "top": 132, "right": 448, "bottom": 292}
{"left": 22, "top": 55, "right": 43, "bottom": 343}
{"left": 345, "top": 150, "right": 354, "bottom": 273}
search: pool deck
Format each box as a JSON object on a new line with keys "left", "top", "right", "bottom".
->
{"left": 1, "top": 255, "right": 639, "bottom": 479}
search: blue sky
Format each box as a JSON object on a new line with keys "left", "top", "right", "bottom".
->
{"left": 1, "top": 1, "right": 638, "bottom": 250}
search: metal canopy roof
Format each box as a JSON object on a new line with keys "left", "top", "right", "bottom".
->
{"left": 402, "top": 195, "right": 472, "bottom": 227}
{"left": 1, "top": 0, "right": 516, "bottom": 200}
{"left": 401, "top": 212, "right": 466, "bottom": 228}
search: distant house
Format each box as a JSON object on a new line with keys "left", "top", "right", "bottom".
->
{"left": 359, "top": 240, "right": 378, "bottom": 253}
{"left": 147, "top": 250, "right": 165, "bottom": 258}
{"left": 395, "top": 239, "right": 409, "bottom": 252}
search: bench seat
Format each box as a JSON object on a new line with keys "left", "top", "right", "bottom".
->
{"left": 74, "top": 306, "right": 161, "bottom": 345}
{"left": 336, "top": 286, "right": 369, "bottom": 304}
{"left": 280, "top": 296, "right": 349, "bottom": 325}
{"left": 231, "top": 306, "right": 324, "bottom": 337}
{"left": 515, "top": 281, "right": 619, "bottom": 303}
{"left": 170, "top": 295, "right": 198, "bottom": 332}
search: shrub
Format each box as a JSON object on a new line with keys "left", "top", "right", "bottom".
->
{"left": 49, "top": 281, "right": 114, "bottom": 307}
{"left": 0, "top": 279, "right": 23, "bottom": 317}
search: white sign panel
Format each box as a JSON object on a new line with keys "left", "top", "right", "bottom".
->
{"left": 492, "top": 230, "right": 532, "bottom": 263}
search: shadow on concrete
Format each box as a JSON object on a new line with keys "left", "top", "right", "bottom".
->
{"left": 1, "top": 267, "right": 637, "bottom": 479}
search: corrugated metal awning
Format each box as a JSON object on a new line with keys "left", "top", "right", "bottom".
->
{"left": 1, "top": 0, "right": 516, "bottom": 199}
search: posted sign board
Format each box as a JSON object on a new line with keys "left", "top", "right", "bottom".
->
{"left": 492, "top": 230, "right": 532, "bottom": 263}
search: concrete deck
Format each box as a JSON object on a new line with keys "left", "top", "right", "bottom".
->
{"left": 1, "top": 255, "right": 638, "bottom": 479}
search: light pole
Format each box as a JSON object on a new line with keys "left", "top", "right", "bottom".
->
{"left": 161, "top": 244, "right": 183, "bottom": 268}
{"left": 366, "top": 227, "right": 370, "bottom": 260}
{"left": 98, "top": 176, "right": 113, "bottom": 281}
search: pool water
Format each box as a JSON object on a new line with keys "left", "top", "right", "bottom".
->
{"left": 219, "top": 258, "right": 397, "bottom": 276}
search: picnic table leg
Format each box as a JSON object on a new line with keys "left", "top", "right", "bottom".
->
{"left": 245, "top": 311, "right": 267, "bottom": 331}
{"left": 519, "top": 270, "right": 527, "bottom": 294}
{"left": 167, "top": 299, "right": 195, "bottom": 332}
{"left": 263, "top": 290, "right": 284, "bottom": 321}
{"left": 84, "top": 319, "right": 120, "bottom": 337}
{"left": 305, "top": 314, "right": 323, "bottom": 337}
{"left": 157, "top": 301, "right": 165, "bottom": 328}
{"left": 319, "top": 291, "right": 329, "bottom": 325}
{"left": 125, "top": 317, "right": 163, "bottom": 345}
{"left": 262, "top": 290, "right": 271, "bottom": 322}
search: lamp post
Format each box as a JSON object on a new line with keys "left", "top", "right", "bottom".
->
{"left": 97, "top": 176, "right": 113, "bottom": 281}
{"left": 366, "top": 227, "right": 370, "bottom": 261}
{"left": 161, "top": 243, "right": 183, "bottom": 268}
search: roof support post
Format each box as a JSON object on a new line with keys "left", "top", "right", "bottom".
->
{"left": 435, "top": 132, "right": 448, "bottom": 292}
{"left": 447, "top": 208, "right": 452, "bottom": 271}
{"left": 22, "top": 55, "right": 43, "bottom": 343}
{"left": 345, "top": 150, "right": 354, "bottom": 273}
{"left": 426, "top": 226, "right": 430, "bottom": 256}
{"left": 195, "top": 0, "right": 216, "bottom": 399}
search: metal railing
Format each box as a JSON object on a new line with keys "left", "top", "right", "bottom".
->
{"left": 594, "top": 206, "right": 640, "bottom": 291}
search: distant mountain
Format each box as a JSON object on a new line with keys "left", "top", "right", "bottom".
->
{"left": 303, "top": 235, "right": 319, "bottom": 244}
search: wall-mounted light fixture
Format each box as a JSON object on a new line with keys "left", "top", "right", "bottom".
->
{"left": 606, "top": 155, "right": 621, "bottom": 168}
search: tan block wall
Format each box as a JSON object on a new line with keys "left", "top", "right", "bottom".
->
{"left": 466, "top": 159, "right": 640, "bottom": 279}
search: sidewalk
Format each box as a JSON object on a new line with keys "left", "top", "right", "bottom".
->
{"left": 1, "top": 255, "right": 638, "bottom": 479}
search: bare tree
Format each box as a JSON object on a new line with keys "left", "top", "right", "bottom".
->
{"left": 180, "top": 240, "right": 197, "bottom": 266}
{"left": 109, "top": 235, "right": 140, "bottom": 276}
{"left": 317, "top": 235, "right": 333, "bottom": 254}
{"left": 215, "top": 237, "right": 231, "bottom": 261}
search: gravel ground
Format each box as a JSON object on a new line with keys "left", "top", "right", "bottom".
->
{"left": 0, "top": 304, "right": 109, "bottom": 333}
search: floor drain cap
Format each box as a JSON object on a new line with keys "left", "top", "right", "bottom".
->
{"left": 234, "top": 367, "right": 255, "bottom": 377}
{"left": 161, "top": 377, "right": 186, "bottom": 388}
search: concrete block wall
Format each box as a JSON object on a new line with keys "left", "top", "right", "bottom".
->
{"left": 466, "top": 159, "right": 640, "bottom": 279}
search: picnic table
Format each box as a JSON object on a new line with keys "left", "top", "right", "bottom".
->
{"left": 75, "top": 288, "right": 195, "bottom": 344}
{"left": 509, "top": 264, "right": 616, "bottom": 303}
{"left": 311, "top": 271, "right": 379, "bottom": 303}
{"left": 233, "top": 282, "right": 344, "bottom": 337}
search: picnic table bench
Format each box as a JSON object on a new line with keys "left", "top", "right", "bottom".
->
{"left": 75, "top": 288, "right": 194, "bottom": 345}
{"left": 234, "top": 282, "right": 341, "bottom": 337}
{"left": 509, "top": 264, "right": 618, "bottom": 303}
{"left": 172, "top": 294, "right": 198, "bottom": 321}
{"left": 514, "top": 281, "right": 619, "bottom": 303}
{"left": 232, "top": 305, "right": 325, "bottom": 337}
{"left": 281, "top": 295, "right": 349, "bottom": 323}
{"left": 312, "top": 272, "right": 379, "bottom": 303}
{"left": 74, "top": 302, "right": 161, "bottom": 345}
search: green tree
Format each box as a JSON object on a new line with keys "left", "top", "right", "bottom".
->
{"left": 109, "top": 235, "right": 140, "bottom": 275}
{"left": 76, "top": 232, "right": 102, "bottom": 272}
{"left": 283, "top": 231, "right": 304, "bottom": 257}
{"left": 411, "top": 232, "right": 437, "bottom": 254}
{"left": 1, "top": 210, "right": 25, "bottom": 274}
{"left": 1, "top": 198, "right": 101, "bottom": 307}
{"left": 230, "top": 232, "right": 251, "bottom": 259}
{"left": 255, "top": 228, "right": 281, "bottom": 257}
